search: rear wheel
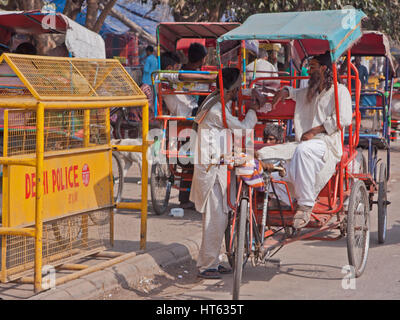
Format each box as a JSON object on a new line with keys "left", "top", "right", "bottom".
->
{"left": 112, "top": 152, "right": 124, "bottom": 203}
{"left": 150, "top": 162, "right": 173, "bottom": 215}
{"left": 377, "top": 162, "right": 388, "bottom": 244}
{"left": 225, "top": 210, "right": 250, "bottom": 269}
{"left": 232, "top": 198, "right": 248, "bottom": 300}
{"left": 347, "top": 180, "right": 370, "bottom": 278}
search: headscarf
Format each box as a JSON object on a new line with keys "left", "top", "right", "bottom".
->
{"left": 312, "top": 51, "right": 332, "bottom": 71}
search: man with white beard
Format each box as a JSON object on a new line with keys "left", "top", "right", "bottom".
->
{"left": 257, "top": 51, "right": 353, "bottom": 229}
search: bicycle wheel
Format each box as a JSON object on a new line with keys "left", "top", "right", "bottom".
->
{"left": 150, "top": 162, "right": 173, "bottom": 215}
{"left": 377, "top": 162, "right": 388, "bottom": 244}
{"left": 232, "top": 198, "right": 248, "bottom": 300}
{"left": 225, "top": 210, "right": 250, "bottom": 269}
{"left": 112, "top": 152, "right": 124, "bottom": 203}
{"left": 347, "top": 180, "right": 370, "bottom": 278}
{"left": 89, "top": 152, "right": 123, "bottom": 226}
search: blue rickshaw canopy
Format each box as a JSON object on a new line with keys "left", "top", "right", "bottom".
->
{"left": 217, "top": 9, "right": 367, "bottom": 62}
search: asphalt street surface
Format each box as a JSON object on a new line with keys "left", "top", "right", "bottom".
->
{"left": 106, "top": 141, "right": 400, "bottom": 300}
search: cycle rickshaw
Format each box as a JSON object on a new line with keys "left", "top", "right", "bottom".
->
{"left": 213, "top": 9, "right": 387, "bottom": 300}
{"left": 149, "top": 22, "right": 241, "bottom": 214}
{"left": 347, "top": 31, "right": 394, "bottom": 174}
{"left": 345, "top": 31, "right": 394, "bottom": 244}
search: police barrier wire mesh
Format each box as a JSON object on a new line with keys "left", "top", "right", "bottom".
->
{"left": 0, "top": 53, "right": 148, "bottom": 287}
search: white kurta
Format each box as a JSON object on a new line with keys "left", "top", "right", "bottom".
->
{"left": 246, "top": 59, "right": 280, "bottom": 89}
{"left": 257, "top": 83, "right": 353, "bottom": 204}
{"left": 159, "top": 72, "right": 198, "bottom": 117}
{"left": 190, "top": 100, "right": 257, "bottom": 271}
{"left": 190, "top": 102, "right": 257, "bottom": 213}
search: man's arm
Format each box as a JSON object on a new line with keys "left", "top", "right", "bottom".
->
{"left": 178, "top": 72, "right": 217, "bottom": 82}
{"left": 301, "top": 125, "right": 326, "bottom": 141}
{"left": 271, "top": 87, "right": 290, "bottom": 109}
{"left": 225, "top": 104, "right": 258, "bottom": 130}
{"left": 321, "top": 85, "right": 353, "bottom": 136}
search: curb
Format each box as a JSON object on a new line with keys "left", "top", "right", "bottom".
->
{"left": 29, "top": 235, "right": 202, "bottom": 300}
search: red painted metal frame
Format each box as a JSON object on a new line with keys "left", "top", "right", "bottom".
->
{"left": 225, "top": 47, "right": 365, "bottom": 248}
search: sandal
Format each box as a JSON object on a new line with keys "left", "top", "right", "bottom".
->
{"left": 217, "top": 265, "right": 232, "bottom": 274}
{"left": 292, "top": 206, "right": 313, "bottom": 229}
{"left": 197, "top": 269, "right": 221, "bottom": 279}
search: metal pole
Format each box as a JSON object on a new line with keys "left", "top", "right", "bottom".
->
{"left": 1, "top": 110, "right": 9, "bottom": 283}
{"left": 140, "top": 102, "right": 149, "bottom": 250}
{"left": 34, "top": 102, "right": 44, "bottom": 293}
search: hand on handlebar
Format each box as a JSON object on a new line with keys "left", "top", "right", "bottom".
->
{"left": 272, "top": 88, "right": 289, "bottom": 110}
{"left": 261, "top": 162, "right": 286, "bottom": 177}
{"left": 247, "top": 103, "right": 260, "bottom": 113}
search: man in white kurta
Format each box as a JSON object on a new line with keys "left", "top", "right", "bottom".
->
{"left": 246, "top": 48, "right": 280, "bottom": 89}
{"left": 257, "top": 52, "right": 353, "bottom": 229}
{"left": 190, "top": 68, "right": 258, "bottom": 278}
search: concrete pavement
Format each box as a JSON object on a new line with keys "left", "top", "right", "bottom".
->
{"left": 0, "top": 164, "right": 203, "bottom": 300}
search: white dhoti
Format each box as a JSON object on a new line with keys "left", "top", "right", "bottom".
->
{"left": 196, "top": 181, "right": 228, "bottom": 272}
{"left": 270, "top": 139, "right": 327, "bottom": 207}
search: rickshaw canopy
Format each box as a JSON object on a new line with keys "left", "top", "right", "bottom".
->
{"left": 217, "top": 9, "right": 367, "bottom": 62}
{"left": 0, "top": 10, "right": 105, "bottom": 59}
{"left": 157, "top": 22, "right": 240, "bottom": 52}
{"left": 0, "top": 10, "right": 68, "bottom": 34}
{"left": 351, "top": 31, "right": 395, "bottom": 73}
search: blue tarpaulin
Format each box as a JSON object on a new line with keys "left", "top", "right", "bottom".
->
{"left": 218, "top": 9, "right": 367, "bottom": 62}
{"left": 49, "top": 0, "right": 173, "bottom": 36}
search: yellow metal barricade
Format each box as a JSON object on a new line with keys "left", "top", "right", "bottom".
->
{"left": 0, "top": 53, "right": 149, "bottom": 293}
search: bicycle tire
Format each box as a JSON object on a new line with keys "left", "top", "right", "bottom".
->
{"left": 225, "top": 210, "right": 250, "bottom": 269}
{"left": 232, "top": 198, "right": 248, "bottom": 300}
{"left": 377, "top": 162, "right": 388, "bottom": 244}
{"left": 150, "top": 162, "right": 173, "bottom": 215}
{"left": 346, "top": 180, "right": 370, "bottom": 278}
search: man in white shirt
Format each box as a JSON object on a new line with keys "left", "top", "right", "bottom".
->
{"left": 190, "top": 68, "right": 260, "bottom": 279}
{"left": 246, "top": 48, "right": 280, "bottom": 89}
{"left": 257, "top": 51, "right": 353, "bottom": 229}
{"left": 159, "top": 50, "right": 216, "bottom": 117}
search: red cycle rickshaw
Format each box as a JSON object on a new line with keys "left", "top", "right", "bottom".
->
{"left": 213, "top": 9, "right": 382, "bottom": 300}
{"left": 150, "top": 22, "right": 241, "bottom": 214}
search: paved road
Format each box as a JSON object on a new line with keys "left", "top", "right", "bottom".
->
{"left": 107, "top": 141, "right": 400, "bottom": 300}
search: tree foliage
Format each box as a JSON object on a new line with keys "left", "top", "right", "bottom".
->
{"left": 145, "top": 0, "right": 400, "bottom": 43}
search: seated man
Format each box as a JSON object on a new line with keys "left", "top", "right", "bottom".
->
{"left": 257, "top": 51, "right": 352, "bottom": 229}
{"left": 263, "top": 123, "right": 284, "bottom": 145}
{"left": 246, "top": 48, "right": 280, "bottom": 90}
{"left": 159, "top": 50, "right": 216, "bottom": 208}
{"left": 159, "top": 49, "right": 216, "bottom": 117}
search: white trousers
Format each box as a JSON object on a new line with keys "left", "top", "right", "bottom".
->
{"left": 197, "top": 181, "right": 228, "bottom": 272}
{"left": 271, "top": 139, "right": 327, "bottom": 207}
